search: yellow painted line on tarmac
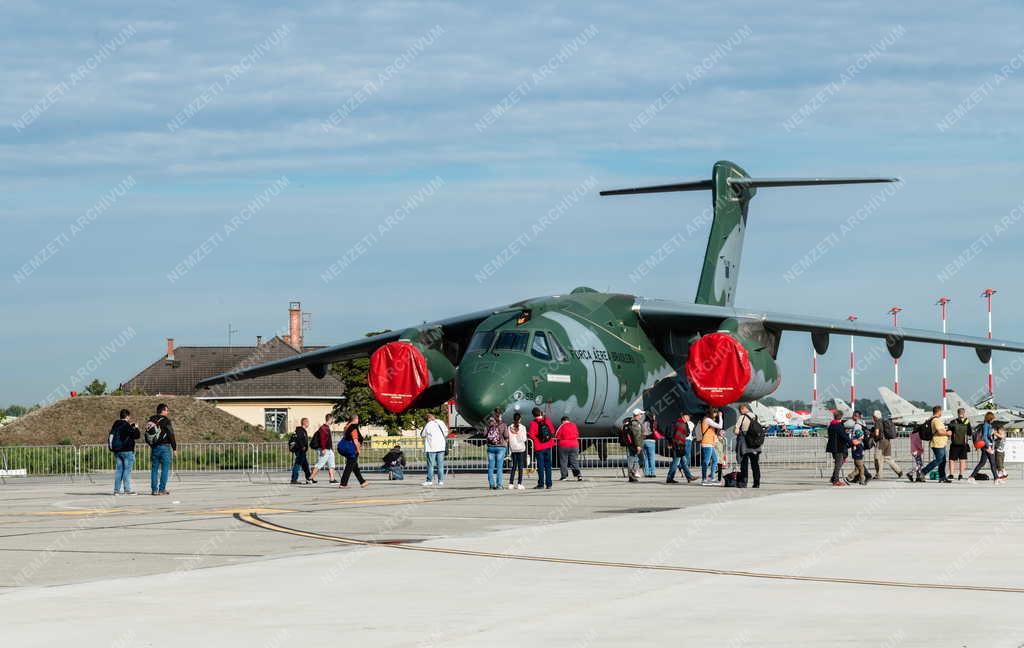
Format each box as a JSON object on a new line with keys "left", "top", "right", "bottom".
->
{"left": 235, "top": 512, "right": 1024, "bottom": 595}
{"left": 197, "top": 507, "right": 296, "bottom": 515}
{"left": 329, "top": 498, "right": 429, "bottom": 506}
{"left": 6, "top": 508, "right": 131, "bottom": 517}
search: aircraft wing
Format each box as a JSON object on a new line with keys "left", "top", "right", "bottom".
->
{"left": 195, "top": 307, "right": 505, "bottom": 389}
{"left": 634, "top": 298, "right": 1024, "bottom": 354}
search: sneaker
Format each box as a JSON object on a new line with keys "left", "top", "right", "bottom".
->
{"left": 687, "top": 476, "right": 698, "bottom": 483}
{"left": 915, "top": 476, "right": 925, "bottom": 483}
{"left": 437, "top": 482, "right": 444, "bottom": 487}
{"left": 517, "top": 484, "right": 524, "bottom": 490}
{"left": 559, "top": 476, "right": 568, "bottom": 481}
{"left": 967, "top": 477, "right": 976, "bottom": 483}
{"left": 361, "top": 482, "right": 369, "bottom": 488}
{"left": 666, "top": 479, "right": 679, "bottom": 484}
{"left": 124, "top": 491, "right": 136, "bottom": 495}
{"left": 421, "top": 481, "right": 433, "bottom": 487}
{"left": 577, "top": 476, "right": 583, "bottom": 482}
{"left": 508, "top": 484, "right": 516, "bottom": 490}
{"left": 906, "top": 474, "right": 915, "bottom": 483}
{"left": 290, "top": 480, "right": 300, "bottom": 485}
{"left": 158, "top": 491, "right": 170, "bottom": 496}
{"left": 310, "top": 479, "right": 318, "bottom": 484}
{"left": 534, "top": 485, "right": 546, "bottom": 489}
{"left": 329, "top": 480, "right": 338, "bottom": 484}
{"left": 958, "top": 475, "right": 964, "bottom": 481}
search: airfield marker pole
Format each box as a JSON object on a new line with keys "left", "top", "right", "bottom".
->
{"left": 937, "top": 298, "right": 951, "bottom": 409}
{"left": 812, "top": 351, "right": 818, "bottom": 402}
{"left": 847, "top": 315, "right": 858, "bottom": 411}
{"left": 888, "top": 306, "right": 902, "bottom": 395}
{"left": 982, "top": 289, "right": 996, "bottom": 399}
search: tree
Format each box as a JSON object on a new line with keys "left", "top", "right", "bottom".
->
{"left": 4, "top": 404, "right": 27, "bottom": 418}
{"left": 327, "top": 331, "right": 447, "bottom": 433}
{"left": 85, "top": 379, "right": 107, "bottom": 396}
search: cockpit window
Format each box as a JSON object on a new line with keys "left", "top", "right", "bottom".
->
{"left": 547, "top": 332, "right": 568, "bottom": 362}
{"left": 467, "top": 331, "right": 495, "bottom": 353}
{"left": 494, "top": 330, "right": 529, "bottom": 352}
{"left": 531, "top": 331, "right": 552, "bottom": 360}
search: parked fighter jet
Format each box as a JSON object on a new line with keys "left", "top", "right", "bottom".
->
{"left": 198, "top": 160, "right": 1024, "bottom": 435}
{"left": 804, "top": 398, "right": 852, "bottom": 428}
{"left": 946, "top": 391, "right": 1024, "bottom": 428}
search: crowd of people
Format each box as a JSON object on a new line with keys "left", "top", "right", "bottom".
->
{"left": 105, "top": 400, "right": 1011, "bottom": 495}
{"left": 826, "top": 406, "right": 1009, "bottom": 486}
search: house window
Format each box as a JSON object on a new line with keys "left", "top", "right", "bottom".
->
{"left": 264, "top": 408, "right": 289, "bottom": 435}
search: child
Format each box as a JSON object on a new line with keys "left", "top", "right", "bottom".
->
{"left": 993, "top": 424, "right": 1008, "bottom": 482}
{"left": 848, "top": 426, "right": 867, "bottom": 485}
{"left": 907, "top": 424, "right": 924, "bottom": 483}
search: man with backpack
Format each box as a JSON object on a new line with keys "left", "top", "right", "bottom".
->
{"left": 622, "top": 409, "right": 645, "bottom": 483}
{"left": 528, "top": 407, "right": 556, "bottom": 489}
{"left": 289, "top": 418, "right": 311, "bottom": 484}
{"left": 825, "top": 411, "right": 850, "bottom": 486}
{"left": 309, "top": 414, "right": 337, "bottom": 484}
{"left": 917, "top": 406, "right": 952, "bottom": 483}
{"left": 108, "top": 409, "right": 140, "bottom": 495}
{"left": 666, "top": 413, "right": 697, "bottom": 484}
{"left": 870, "top": 410, "right": 903, "bottom": 479}
{"left": 735, "top": 404, "right": 764, "bottom": 488}
{"left": 845, "top": 412, "right": 874, "bottom": 483}
{"left": 946, "top": 408, "right": 972, "bottom": 480}
{"left": 146, "top": 403, "right": 176, "bottom": 496}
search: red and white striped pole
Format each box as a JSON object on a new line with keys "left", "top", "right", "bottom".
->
{"left": 936, "top": 297, "right": 951, "bottom": 409}
{"left": 888, "top": 306, "right": 902, "bottom": 395}
{"left": 847, "top": 315, "right": 858, "bottom": 411}
{"left": 982, "top": 288, "right": 996, "bottom": 399}
{"left": 812, "top": 350, "right": 818, "bottom": 402}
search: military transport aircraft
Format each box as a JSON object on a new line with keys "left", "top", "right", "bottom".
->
{"left": 197, "top": 160, "right": 1024, "bottom": 435}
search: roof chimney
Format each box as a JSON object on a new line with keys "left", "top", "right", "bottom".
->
{"left": 288, "top": 302, "right": 302, "bottom": 351}
{"left": 166, "top": 338, "right": 175, "bottom": 363}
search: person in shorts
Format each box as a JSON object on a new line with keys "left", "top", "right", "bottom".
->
{"left": 946, "top": 408, "right": 971, "bottom": 480}
{"left": 309, "top": 414, "right": 337, "bottom": 484}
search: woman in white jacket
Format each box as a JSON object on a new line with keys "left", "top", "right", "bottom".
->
{"left": 507, "top": 412, "right": 528, "bottom": 490}
{"left": 420, "top": 413, "right": 448, "bottom": 487}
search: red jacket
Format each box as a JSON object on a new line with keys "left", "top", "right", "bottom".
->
{"left": 528, "top": 417, "right": 556, "bottom": 451}
{"left": 555, "top": 421, "right": 579, "bottom": 448}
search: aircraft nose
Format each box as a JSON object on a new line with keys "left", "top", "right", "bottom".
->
{"left": 456, "top": 356, "right": 522, "bottom": 425}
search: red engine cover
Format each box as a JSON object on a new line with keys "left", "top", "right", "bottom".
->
{"left": 685, "top": 332, "right": 752, "bottom": 407}
{"left": 368, "top": 342, "right": 429, "bottom": 413}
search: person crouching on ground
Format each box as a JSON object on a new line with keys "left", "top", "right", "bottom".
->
{"left": 507, "top": 412, "right": 528, "bottom": 490}
{"left": 700, "top": 407, "right": 723, "bottom": 485}
{"left": 108, "top": 408, "right": 140, "bottom": 495}
{"left": 528, "top": 407, "right": 556, "bottom": 489}
{"left": 556, "top": 416, "right": 582, "bottom": 481}
{"left": 826, "top": 411, "right": 850, "bottom": 487}
{"left": 381, "top": 444, "right": 406, "bottom": 480}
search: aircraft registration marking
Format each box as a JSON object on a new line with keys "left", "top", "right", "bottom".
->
{"left": 547, "top": 374, "right": 571, "bottom": 383}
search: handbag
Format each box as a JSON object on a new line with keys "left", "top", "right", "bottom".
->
{"left": 337, "top": 438, "right": 358, "bottom": 459}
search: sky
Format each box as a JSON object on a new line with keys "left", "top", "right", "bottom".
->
{"left": 3, "top": 0, "right": 1024, "bottom": 408}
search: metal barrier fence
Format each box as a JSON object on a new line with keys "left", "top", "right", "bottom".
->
{"left": 0, "top": 436, "right": 1002, "bottom": 481}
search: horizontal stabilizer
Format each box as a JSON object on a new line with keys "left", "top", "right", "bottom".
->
{"left": 728, "top": 177, "right": 899, "bottom": 189}
{"left": 599, "top": 179, "right": 713, "bottom": 196}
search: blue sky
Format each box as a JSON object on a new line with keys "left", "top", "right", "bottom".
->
{"left": 3, "top": 1, "right": 1024, "bottom": 408}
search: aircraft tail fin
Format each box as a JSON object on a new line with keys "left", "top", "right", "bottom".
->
{"left": 809, "top": 398, "right": 834, "bottom": 424}
{"left": 834, "top": 398, "right": 853, "bottom": 419}
{"left": 600, "top": 162, "right": 898, "bottom": 306}
{"left": 946, "top": 391, "right": 980, "bottom": 417}
{"left": 878, "top": 387, "right": 925, "bottom": 420}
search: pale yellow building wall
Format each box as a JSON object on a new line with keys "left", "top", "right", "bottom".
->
{"left": 210, "top": 401, "right": 340, "bottom": 434}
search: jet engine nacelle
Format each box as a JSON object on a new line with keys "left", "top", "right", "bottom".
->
{"left": 367, "top": 328, "right": 456, "bottom": 412}
{"left": 684, "top": 331, "right": 781, "bottom": 407}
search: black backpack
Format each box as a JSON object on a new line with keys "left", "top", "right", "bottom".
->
{"left": 617, "top": 423, "right": 632, "bottom": 447}
{"left": 862, "top": 429, "right": 875, "bottom": 450}
{"left": 536, "top": 420, "right": 552, "bottom": 443}
{"left": 882, "top": 419, "right": 896, "bottom": 440}
{"left": 108, "top": 422, "right": 125, "bottom": 453}
{"left": 743, "top": 415, "right": 765, "bottom": 449}
{"left": 309, "top": 429, "right": 322, "bottom": 450}
{"left": 917, "top": 418, "right": 935, "bottom": 442}
{"left": 287, "top": 433, "right": 299, "bottom": 452}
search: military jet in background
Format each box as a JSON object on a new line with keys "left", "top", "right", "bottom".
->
{"left": 803, "top": 398, "right": 853, "bottom": 428}
{"left": 198, "top": 160, "right": 1024, "bottom": 435}
{"left": 946, "top": 390, "right": 1024, "bottom": 428}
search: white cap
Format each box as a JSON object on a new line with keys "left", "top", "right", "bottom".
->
{"left": 632, "top": 408, "right": 644, "bottom": 416}
{"left": 873, "top": 410, "right": 882, "bottom": 419}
